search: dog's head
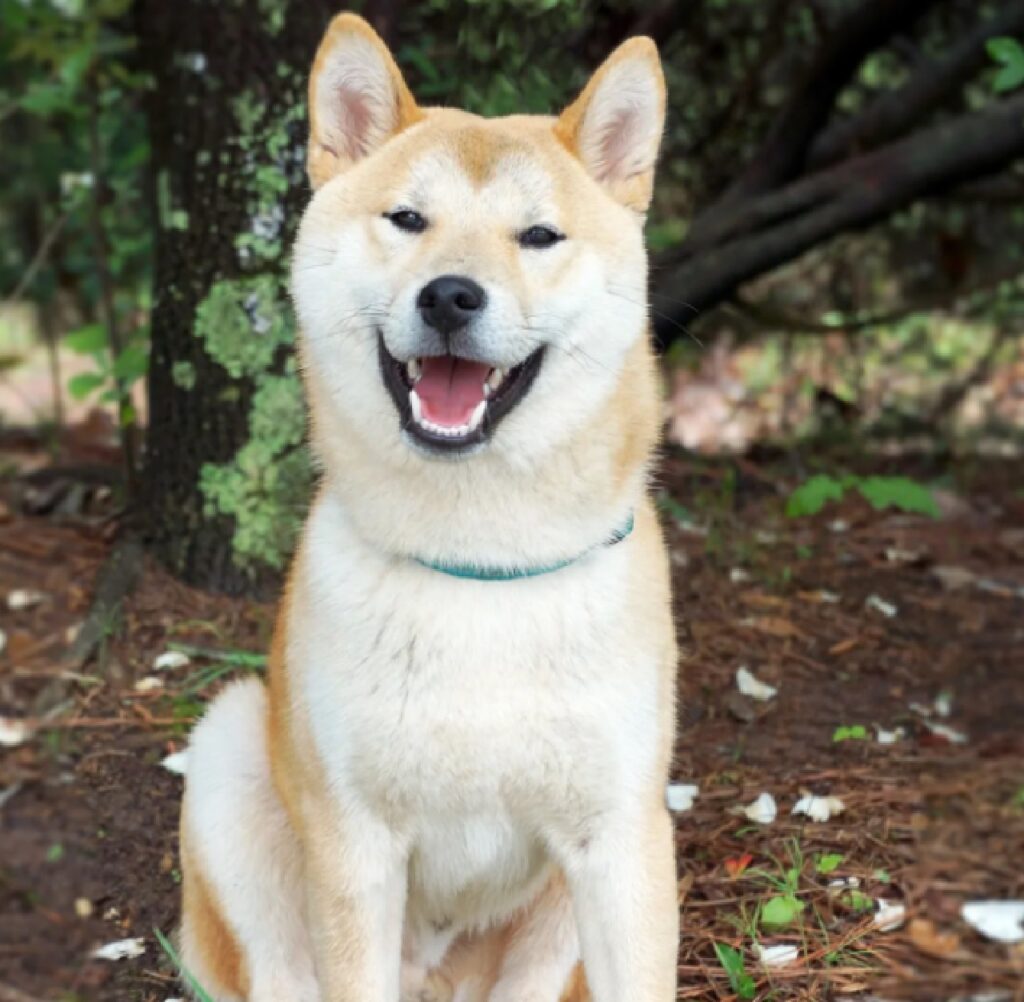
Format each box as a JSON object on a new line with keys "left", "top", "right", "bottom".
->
{"left": 293, "top": 14, "right": 665, "bottom": 466}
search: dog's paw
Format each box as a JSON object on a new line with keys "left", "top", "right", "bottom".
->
{"left": 401, "top": 971, "right": 454, "bottom": 1002}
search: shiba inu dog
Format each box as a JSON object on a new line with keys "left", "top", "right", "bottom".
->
{"left": 178, "top": 12, "right": 677, "bottom": 1002}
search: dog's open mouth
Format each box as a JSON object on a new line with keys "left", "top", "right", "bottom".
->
{"left": 378, "top": 333, "right": 544, "bottom": 453}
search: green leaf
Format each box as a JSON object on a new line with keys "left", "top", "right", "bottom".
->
{"left": 46, "top": 842, "right": 65, "bottom": 863}
{"left": 815, "top": 853, "right": 844, "bottom": 874}
{"left": 855, "top": 476, "right": 939, "bottom": 517}
{"left": 760, "top": 894, "right": 805, "bottom": 927}
{"left": 66, "top": 324, "right": 108, "bottom": 354}
{"left": 785, "top": 474, "right": 845, "bottom": 517}
{"left": 994, "top": 63, "right": 1024, "bottom": 92}
{"left": 844, "top": 889, "right": 874, "bottom": 912}
{"left": 713, "top": 942, "right": 756, "bottom": 999}
{"left": 832, "top": 724, "right": 869, "bottom": 743}
{"left": 987, "top": 36, "right": 1024, "bottom": 64}
{"left": 67, "top": 372, "right": 105, "bottom": 400}
{"left": 113, "top": 343, "right": 148, "bottom": 383}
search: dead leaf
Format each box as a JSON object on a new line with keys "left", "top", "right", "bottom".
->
{"left": 829, "top": 637, "right": 860, "bottom": 656}
{"left": 908, "top": 918, "right": 961, "bottom": 959}
{"left": 724, "top": 853, "right": 754, "bottom": 878}
{"left": 740, "top": 616, "right": 805, "bottom": 639}
{"left": 736, "top": 666, "right": 777, "bottom": 701}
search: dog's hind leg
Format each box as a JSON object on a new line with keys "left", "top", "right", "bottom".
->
{"left": 179, "top": 679, "right": 319, "bottom": 1002}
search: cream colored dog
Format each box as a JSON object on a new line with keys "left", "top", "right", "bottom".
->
{"left": 178, "top": 12, "right": 677, "bottom": 1002}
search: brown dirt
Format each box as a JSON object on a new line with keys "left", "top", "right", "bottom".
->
{"left": 1, "top": 449, "right": 1022, "bottom": 1001}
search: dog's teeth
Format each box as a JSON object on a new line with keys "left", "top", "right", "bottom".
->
{"left": 407, "top": 358, "right": 422, "bottom": 382}
{"left": 468, "top": 400, "right": 486, "bottom": 432}
{"left": 484, "top": 369, "right": 506, "bottom": 397}
{"left": 409, "top": 389, "right": 423, "bottom": 423}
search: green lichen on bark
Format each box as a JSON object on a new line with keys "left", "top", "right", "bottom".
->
{"left": 192, "top": 77, "right": 313, "bottom": 575}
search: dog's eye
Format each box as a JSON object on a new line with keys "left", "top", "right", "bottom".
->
{"left": 518, "top": 225, "right": 564, "bottom": 249}
{"left": 386, "top": 209, "right": 427, "bottom": 233}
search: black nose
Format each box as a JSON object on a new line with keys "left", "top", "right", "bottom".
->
{"left": 417, "top": 275, "right": 486, "bottom": 336}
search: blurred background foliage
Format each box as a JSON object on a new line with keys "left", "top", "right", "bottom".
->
{"left": 1, "top": 0, "right": 1023, "bottom": 589}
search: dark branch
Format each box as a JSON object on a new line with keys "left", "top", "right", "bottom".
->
{"left": 653, "top": 93, "right": 1024, "bottom": 342}
{"left": 722, "top": 0, "right": 941, "bottom": 202}
{"left": 809, "top": 0, "right": 1024, "bottom": 168}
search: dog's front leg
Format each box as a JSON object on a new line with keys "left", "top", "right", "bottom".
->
{"left": 563, "top": 805, "right": 678, "bottom": 1002}
{"left": 304, "top": 816, "right": 407, "bottom": 1002}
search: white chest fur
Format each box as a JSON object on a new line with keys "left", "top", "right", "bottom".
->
{"left": 288, "top": 493, "right": 662, "bottom": 935}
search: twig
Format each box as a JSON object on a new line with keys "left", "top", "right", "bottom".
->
{"left": 1, "top": 211, "right": 69, "bottom": 308}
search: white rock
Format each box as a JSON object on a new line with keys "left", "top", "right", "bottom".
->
{"left": 874, "top": 899, "right": 906, "bottom": 932}
{"left": 742, "top": 792, "right": 777, "bottom": 825}
{"left": 0, "top": 717, "right": 33, "bottom": 748}
{"left": 865, "top": 594, "right": 897, "bottom": 618}
{"left": 961, "top": 900, "right": 1024, "bottom": 944}
{"left": 792, "top": 794, "right": 845, "bottom": 822}
{"left": 134, "top": 676, "right": 163, "bottom": 693}
{"left": 828, "top": 519, "right": 849, "bottom": 533}
{"left": 91, "top": 937, "right": 146, "bottom": 960}
{"left": 665, "top": 783, "right": 699, "bottom": 813}
{"left": 7, "top": 588, "right": 46, "bottom": 611}
{"left": 933, "top": 690, "right": 953, "bottom": 718}
{"left": 153, "top": 650, "right": 191, "bottom": 671}
{"left": 753, "top": 943, "right": 799, "bottom": 967}
{"left": 736, "top": 667, "right": 777, "bottom": 701}
{"left": 161, "top": 750, "right": 189, "bottom": 776}
{"left": 729, "top": 568, "right": 751, "bottom": 584}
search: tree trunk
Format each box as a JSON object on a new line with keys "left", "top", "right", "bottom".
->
{"left": 136, "top": 0, "right": 335, "bottom": 594}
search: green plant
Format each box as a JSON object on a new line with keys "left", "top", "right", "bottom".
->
{"left": 814, "top": 853, "right": 845, "bottom": 875}
{"left": 786, "top": 474, "right": 939, "bottom": 518}
{"left": 988, "top": 37, "right": 1024, "bottom": 92}
{"left": 749, "top": 841, "right": 807, "bottom": 929}
{"left": 154, "top": 927, "right": 216, "bottom": 1002}
{"left": 713, "top": 942, "right": 756, "bottom": 1000}
{"left": 832, "top": 724, "right": 869, "bottom": 743}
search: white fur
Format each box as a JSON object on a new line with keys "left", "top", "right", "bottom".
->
{"left": 181, "top": 680, "right": 319, "bottom": 1002}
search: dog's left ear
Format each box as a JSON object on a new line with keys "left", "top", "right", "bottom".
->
{"left": 555, "top": 37, "right": 666, "bottom": 213}
{"left": 307, "top": 13, "right": 423, "bottom": 189}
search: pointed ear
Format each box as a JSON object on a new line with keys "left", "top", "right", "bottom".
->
{"left": 554, "top": 37, "right": 666, "bottom": 213}
{"left": 307, "top": 13, "right": 423, "bottom": 189}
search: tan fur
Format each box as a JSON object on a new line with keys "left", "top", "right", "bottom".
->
{"left": 180, "top": 810, "right": 249, "bottom": 998}
{"left": 180, "top": 13, "right": 676, "bottom": 1002}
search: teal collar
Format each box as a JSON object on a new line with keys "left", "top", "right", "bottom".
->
{"left": 415, "top": 512, "right": 635, "bottom": 581}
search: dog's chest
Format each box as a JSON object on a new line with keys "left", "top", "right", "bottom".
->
{"left": 292, "top": 544, "right": 658, "bottom": 830}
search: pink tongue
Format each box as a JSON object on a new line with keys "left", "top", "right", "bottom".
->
{"left": 416, "top": 356, "right": 490, "bottom": 427}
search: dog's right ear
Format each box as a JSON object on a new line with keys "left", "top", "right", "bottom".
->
{"left": 307, "top": 13, "right": 422, "bottom": 189}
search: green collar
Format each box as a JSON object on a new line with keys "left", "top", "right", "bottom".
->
{"left": 415, "top": 512, "right": 635, "bottom": 581}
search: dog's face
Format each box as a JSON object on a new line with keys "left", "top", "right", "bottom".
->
{"left": 293, "top": 15, "right": 665, "bottom": 464}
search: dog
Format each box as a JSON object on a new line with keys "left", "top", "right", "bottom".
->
{"left": 178, "top": 12, "right": 677, "bottom": 1001}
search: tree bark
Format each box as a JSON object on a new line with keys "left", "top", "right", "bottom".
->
{"left": 136, "top": 0, "right": 335, "bottom": 594}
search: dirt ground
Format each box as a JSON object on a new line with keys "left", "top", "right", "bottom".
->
{"left": 1, "top": 443, "right": 1022, "bottom": 1001}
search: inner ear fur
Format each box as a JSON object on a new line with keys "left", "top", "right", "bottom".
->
{"left": 554, "top": 36, "right": 666, "bottom": 213}
{"left": 307, "top": 13, "right": 423, "bottom": 189}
